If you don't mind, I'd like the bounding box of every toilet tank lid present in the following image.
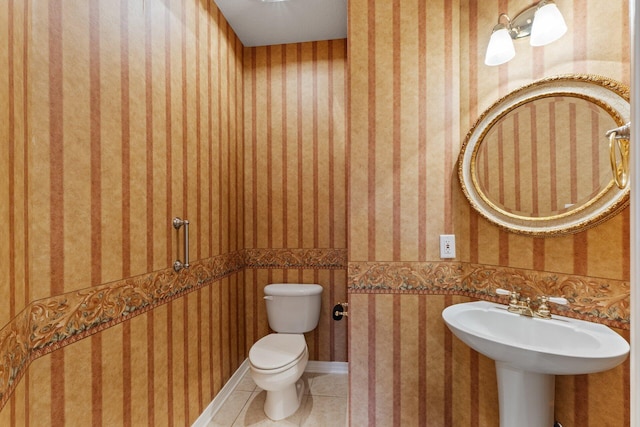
[264,283,323,296]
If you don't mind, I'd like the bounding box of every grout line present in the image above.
[229,391,254,427]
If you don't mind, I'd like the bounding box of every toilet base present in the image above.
[264,378,305,420]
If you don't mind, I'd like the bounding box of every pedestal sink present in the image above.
[442,301,629,427]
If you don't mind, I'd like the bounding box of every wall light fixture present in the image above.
[484,0,567,66]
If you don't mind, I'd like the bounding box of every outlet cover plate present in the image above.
[440,234,456,259]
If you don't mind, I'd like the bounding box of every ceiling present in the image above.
[214,0,347,47]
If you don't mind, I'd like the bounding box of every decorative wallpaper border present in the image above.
[244,248,348,270]
[0,252,626,409]
[348,261,630,329]
[0,248,346,410]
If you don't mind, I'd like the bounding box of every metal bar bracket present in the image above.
[606,122,631,189]
[173,217,190,272]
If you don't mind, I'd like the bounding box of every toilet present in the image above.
[249,283,323,420]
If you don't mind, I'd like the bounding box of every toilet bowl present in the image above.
[249,333,309,420]
[248,283,323,420]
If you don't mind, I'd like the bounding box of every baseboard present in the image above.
[191,359,251,427]
[305,360,349,375]
[192,359,348,426]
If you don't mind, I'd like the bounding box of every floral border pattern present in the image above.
[348,261,630,329]
[0,252,627,409]
[0,248,346,410]
[0,252,245,409]
[244,248,348,270]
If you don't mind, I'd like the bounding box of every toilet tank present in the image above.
[264,284,323,333]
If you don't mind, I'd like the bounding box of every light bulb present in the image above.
[484,27,516,66]
[530,1,567,46]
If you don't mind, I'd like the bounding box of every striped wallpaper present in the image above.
[243,41,347,251]
[242,40,349,362]
[349,0,459,263]
[348,0,630,426]
[1,0,248,424]
[1,0,29,339]
[0,0,633,425]
[0,1,348,425]
[27,0,243,297]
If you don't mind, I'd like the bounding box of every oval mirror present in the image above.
[458,75,630,236]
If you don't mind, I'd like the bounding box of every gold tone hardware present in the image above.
[606,122,631,189]
[533,295,568,318]
[508,296,535,316]
[535,296,551,318]
[608,130,630,189]
[496,289,567,319]
[496,288,527,314]
[507,292,520,311]
[333,302,349,320]
[334,309,349,318]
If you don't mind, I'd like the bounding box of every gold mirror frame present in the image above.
[458,74,630,236]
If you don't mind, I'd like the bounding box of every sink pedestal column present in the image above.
[495,361,555,427]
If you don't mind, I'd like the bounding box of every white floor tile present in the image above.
[211,371,348,427]
[299,395,348,426]
[232,391,305,426]
[208,391,253,427]
[305,373,348,398]
[236,372,258,392]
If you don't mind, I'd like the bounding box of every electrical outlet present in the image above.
[440,234,456,259]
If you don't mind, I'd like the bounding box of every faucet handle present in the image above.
[496,288,521,311]
[496,288,519,299]
[547,296,568,305]
[534,295,568,319]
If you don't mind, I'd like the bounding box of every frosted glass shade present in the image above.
[530,2,567,46]
[484,27,516,66]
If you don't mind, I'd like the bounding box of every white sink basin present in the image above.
[442,300,629,375]
[442,301,629,427]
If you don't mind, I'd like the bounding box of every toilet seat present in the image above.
[249,334,307,373]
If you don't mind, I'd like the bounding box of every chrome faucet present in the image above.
[496,288,568,319]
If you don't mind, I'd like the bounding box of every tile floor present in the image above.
[208,371,348,426]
